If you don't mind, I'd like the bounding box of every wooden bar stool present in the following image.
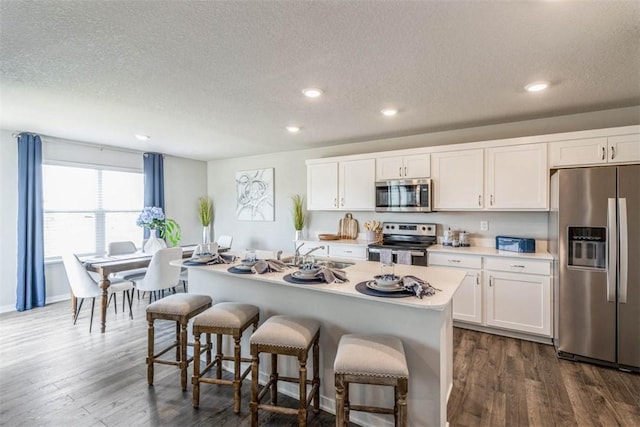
[191,302,260,414]
[334,334,409,426]
[249,315,320,427]
[146,293,213,390]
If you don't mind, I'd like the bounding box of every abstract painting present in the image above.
[236,168,274,221]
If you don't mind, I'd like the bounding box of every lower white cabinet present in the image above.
[329,243,367,260]
[452,270,483,325]
[485,270,551,336]
[428,250,553,338]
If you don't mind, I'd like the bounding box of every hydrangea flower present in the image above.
[136,206,182,247]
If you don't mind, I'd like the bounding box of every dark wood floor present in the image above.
[1,293,638,426]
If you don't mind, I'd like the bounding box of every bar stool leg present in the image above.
[335,373,345,427]
[147,319,155,386]
[344,381,350,423]
[175,322,180,361]
[233,335,242,414]
[270,354,278,406]
[180,321,188,391]
[313,335,320,413]
[192,331,201,408]
[216,334,223,379]
[250,348,259,427]
[298,355,308,427]
[205,332,212,366]
[397,377,408,427]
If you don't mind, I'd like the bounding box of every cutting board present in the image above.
[338,213,358,240]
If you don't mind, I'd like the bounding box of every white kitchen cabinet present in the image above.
[431,149,484,210]
[428,252,483,325]
[307,158,375,211]
[307,162,339,210]
[485,270,551,336]
[485,143,548,210]
[329,243,367,260]
[549,133,640,167]
[376,153,430,180]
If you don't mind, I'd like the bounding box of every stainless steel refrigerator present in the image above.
[549,165,639,372]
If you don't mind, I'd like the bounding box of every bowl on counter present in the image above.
[297,264,322,278]
[373,274,402,287]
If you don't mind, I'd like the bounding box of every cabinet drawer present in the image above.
[428,252,482,269]
[484,257,550,275]
[329,244,367,260]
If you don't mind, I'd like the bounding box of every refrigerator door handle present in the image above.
[619,198,628,303]
[607,198,617,303]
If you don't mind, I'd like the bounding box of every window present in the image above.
[42,164,144,259]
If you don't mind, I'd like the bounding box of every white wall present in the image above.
[0,131,207,312]
[208,107,640,254]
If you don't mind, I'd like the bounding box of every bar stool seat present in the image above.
[192,303,260,414]
[146,293,213,390]
[250,315,321,427]
[334,334,409,426]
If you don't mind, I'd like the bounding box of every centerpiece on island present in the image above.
[198,196,213,244]
[291,194,306,241]
[136,206,181,254]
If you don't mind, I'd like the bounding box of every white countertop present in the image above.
[428,244,553,260]
[176,256,466,311]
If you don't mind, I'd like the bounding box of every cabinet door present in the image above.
[485,271,551,336]
[452,270,483,324]
[486,144,548,210]
[549,137,607,167]
[376,156,404,180]
[329,244,367,260]
[608,134,640,164]
[307,162,338,210]
[431,149,484,210]
[403,153,431,178]
[339,158,375,210]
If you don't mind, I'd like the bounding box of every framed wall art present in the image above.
[235,167,274,221]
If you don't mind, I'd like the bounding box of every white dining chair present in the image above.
[132,247,183,303]
[108,240,149,300]
[216,235,233,250]
[62,253,135,332]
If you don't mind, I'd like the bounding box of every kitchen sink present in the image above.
[317,260,355,269]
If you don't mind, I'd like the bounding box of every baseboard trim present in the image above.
[0,294,70,314]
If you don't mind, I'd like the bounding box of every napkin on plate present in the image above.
[252,259,288,274]
[185,253,233,266]
[401,275,440,299]
[316,267,348,284]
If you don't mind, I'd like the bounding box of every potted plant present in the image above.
[136,206,181,253]
[198,196,213,244]
[291,194,305,241]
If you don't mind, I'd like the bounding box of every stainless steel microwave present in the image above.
[375,178,432,212]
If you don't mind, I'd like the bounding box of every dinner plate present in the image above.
[292,271,320,281]
[233,264,253,271]
[189,256,215,264]
[366,281,407,293]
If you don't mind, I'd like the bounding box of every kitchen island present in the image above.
[180,257,465,427]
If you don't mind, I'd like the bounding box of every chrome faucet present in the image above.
[294,242,305,265]
[303,245,325,257]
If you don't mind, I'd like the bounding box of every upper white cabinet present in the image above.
[431,149,484,210]
[307,158,375,211]
[549,133,640,167]
[376,153,430,180]
[485,144,548,210]
[432,144,548,211]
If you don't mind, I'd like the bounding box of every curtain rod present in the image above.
[11,131,150,156]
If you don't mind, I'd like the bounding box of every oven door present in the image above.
[367,247,428,266]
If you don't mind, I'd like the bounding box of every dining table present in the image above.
[79,245,198,333]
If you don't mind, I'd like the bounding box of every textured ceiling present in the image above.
[1,1,639,160]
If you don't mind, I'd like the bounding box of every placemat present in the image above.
[283,274,325,285]
[227,266,255,274]
[354,281,414,298]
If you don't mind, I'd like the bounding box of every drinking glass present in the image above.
[381,262,395,278]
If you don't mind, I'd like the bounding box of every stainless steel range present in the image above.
[367,222,437,266]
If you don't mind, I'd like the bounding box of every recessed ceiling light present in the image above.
[302,88,323,98]
[286,126,300,133]
[381,108,398,117]
[135,134,150,141]
[524,81,550,92]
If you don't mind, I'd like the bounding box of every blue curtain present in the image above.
[16,133,46,311]
[143,152,165,239]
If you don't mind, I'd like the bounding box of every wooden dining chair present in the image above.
[62,253,135,332]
